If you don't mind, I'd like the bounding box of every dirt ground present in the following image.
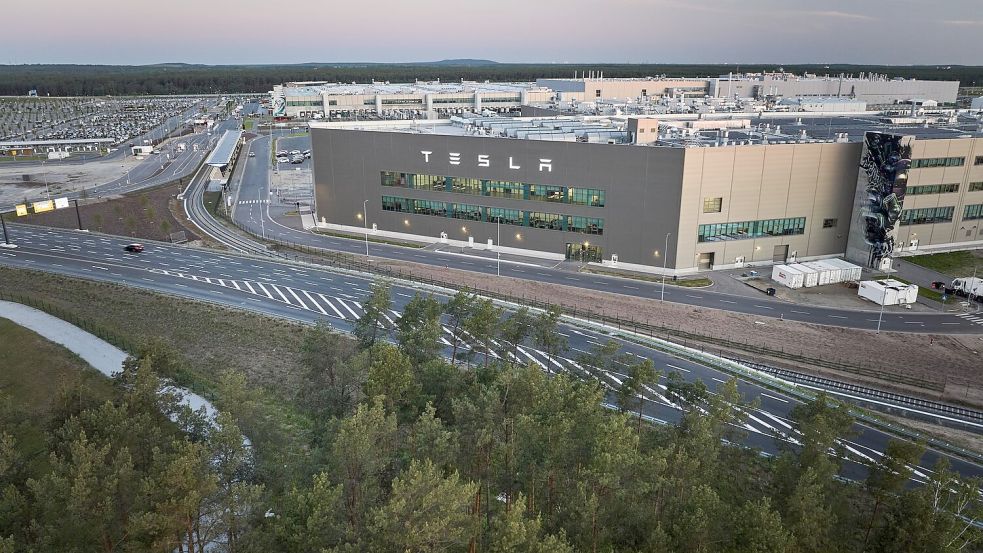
[370,257,983,407]
[13,181,198,242]
[0,155,143,207]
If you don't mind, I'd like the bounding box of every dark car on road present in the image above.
[124,243,144,253]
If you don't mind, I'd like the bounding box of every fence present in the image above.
[218,213,948,395]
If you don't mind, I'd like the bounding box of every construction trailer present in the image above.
[857,279,919,306]
[772,264,805,289]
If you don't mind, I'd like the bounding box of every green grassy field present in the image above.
[907,250,983,277]
[0,318,115,475]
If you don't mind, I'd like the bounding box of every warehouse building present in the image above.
[271,81,555,119]
[537,72,960,105]
[310,112,983,274]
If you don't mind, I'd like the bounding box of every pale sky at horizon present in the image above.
[3,0,981,65]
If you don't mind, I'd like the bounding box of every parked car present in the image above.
[124,243,144,253]
[276,156,289,163]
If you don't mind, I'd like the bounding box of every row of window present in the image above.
[965,204,983,221]
[703,197,723,213]
[977,156,983,166]
[900,206,954,225]
[970,182,983,192]
[285,100,322,107]
[911,157,965,169]
[381,196,604,234]
[697,217,806,243]
[906,183,960,195]
[381,171,606,207]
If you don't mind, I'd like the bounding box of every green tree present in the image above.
[532,307,567,369]
[444,289,477,366]
[364,343,416,415]
[729,497,792,553]
[784,466,835,553]
[499,307,533,366]
[463,297,503,370]
[272,472,345,552]
[862,439,925,550]
[299,321,362,420]
[405,403,459,471]
[208,412,264,553]
[396,293,443,368]
[366,459,477,553]
[332,399,398,535]
[353,281,391,352]
[487,493,574,553]
[615,357,658,436]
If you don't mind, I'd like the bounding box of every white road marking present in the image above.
[285,287,309,309]
[790,310,810,315]
[665,363,690,373]
[336,298,361,319]
[254,282,274,299]
[316,293,346,319]
[720,299,736,304]
[301,290,327,315]
[760,393,790,404]
[269,284,292,304]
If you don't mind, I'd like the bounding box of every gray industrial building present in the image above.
[310,112,983,274]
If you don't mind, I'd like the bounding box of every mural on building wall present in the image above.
[856,132,912,268]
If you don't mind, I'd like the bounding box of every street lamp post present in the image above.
[73,199,83,230]
[363,199,370,257]
[876,284,887,333]
[497,219,501,277]
[0,212,10,246]
[661,232,671,302]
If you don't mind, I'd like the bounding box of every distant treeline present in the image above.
[1,63,980,97]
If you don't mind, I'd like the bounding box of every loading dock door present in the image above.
[697,252,714,271]
[772,245,789,263]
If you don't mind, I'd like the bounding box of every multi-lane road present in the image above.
[223,131,983,335]
[1,223,981,484]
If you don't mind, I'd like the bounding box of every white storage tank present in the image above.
[787,263,819,287]
[858,279,919,306]
[772,264,805,289]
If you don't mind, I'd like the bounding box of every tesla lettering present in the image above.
[420,150,555,172]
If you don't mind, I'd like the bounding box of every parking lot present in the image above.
[0,96,207,149]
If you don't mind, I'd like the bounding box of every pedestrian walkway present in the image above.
[0,300,218,420]
[0,300,128,376]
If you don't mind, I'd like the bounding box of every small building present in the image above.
[778,97,867,112]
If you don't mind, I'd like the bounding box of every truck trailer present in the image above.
[858,279,919,306]
[952,277,983,299]
[772,265,805,289]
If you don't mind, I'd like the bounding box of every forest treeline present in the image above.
[1,63,980,96]
[2,284,982,552]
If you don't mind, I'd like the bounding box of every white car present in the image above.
[248,151,256,157]
[276,156,289,163]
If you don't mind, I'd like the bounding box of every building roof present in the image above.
[282,81,545,98]
[310,111,983,146]
[205,130,242,167]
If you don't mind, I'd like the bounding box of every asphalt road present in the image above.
[1,223,980,484]
[223,135,983,335]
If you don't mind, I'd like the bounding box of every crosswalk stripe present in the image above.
[254,282,274,299]
[336,298,361,319]
[217,279,227,287]
[301,290,327,315]
[243,281,256,295]
[231,281,241,290]
[316,293,346,319]
[269,284,291,304]
[285,287,309,309]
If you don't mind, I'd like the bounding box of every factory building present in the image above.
[310,111,983,274]
[271,81,554,119]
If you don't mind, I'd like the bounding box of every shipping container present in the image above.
[787,263,819,287]
[772,264,805,289]
[802,261,834,286]
[823,258,862,281]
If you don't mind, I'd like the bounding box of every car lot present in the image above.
[0,96,206,149]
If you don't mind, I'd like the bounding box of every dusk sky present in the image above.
[3,0,981,65]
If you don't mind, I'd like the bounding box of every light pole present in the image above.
[876,283,886,334]
[496,219,501,277]
[362,199,370,257]
[0,212,11,247]
[41,160,50,200]
[661,232,671,302]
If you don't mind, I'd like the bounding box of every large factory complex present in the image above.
[299,72,982,274]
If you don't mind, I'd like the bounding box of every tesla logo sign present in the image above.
[421,150,552,172]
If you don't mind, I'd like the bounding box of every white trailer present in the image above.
[802,261,834,286]
[813,260,845,284]
[772,264,805,289]
[858,279,919,306]
[824,258,862,281]
[131,145,153,156]
[787,263,819,287]
[952,277,983,298]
